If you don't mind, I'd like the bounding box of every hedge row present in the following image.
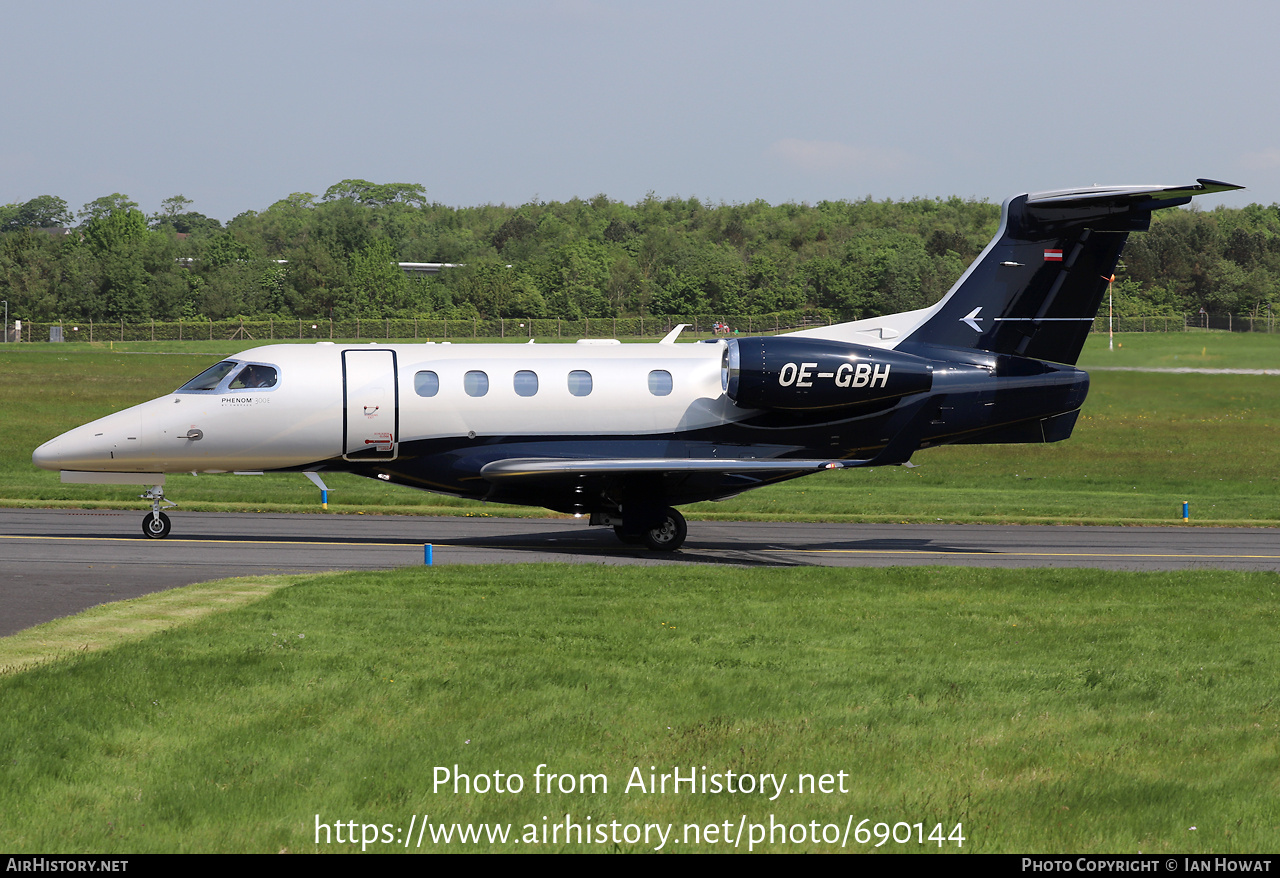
[14,313,1280,343]
[15,312,833,343]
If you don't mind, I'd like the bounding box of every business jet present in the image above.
[33,179,1240,549]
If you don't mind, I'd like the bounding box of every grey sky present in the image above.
[3,0,1274,222]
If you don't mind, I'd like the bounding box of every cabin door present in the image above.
[342,349,399,462]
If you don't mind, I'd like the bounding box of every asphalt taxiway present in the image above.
[2,507,1278,636]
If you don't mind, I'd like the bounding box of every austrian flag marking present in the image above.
[1044,249,1063,261]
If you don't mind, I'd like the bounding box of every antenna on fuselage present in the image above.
[659,324,691,344]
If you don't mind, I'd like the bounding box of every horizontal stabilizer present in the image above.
[1024,179,1243,210]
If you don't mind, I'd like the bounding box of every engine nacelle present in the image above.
[723,337,934,411]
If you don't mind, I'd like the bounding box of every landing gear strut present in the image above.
[140,485,176,539]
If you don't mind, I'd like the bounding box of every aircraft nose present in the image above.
[32,437,62,471]
[32,407,145,471]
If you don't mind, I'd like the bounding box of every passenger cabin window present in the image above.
[567,370,592,397]
[177,361,238,393]
[229,364,278,389]
[513,370,538,397]
[414,371,440,397]
[648,370,673,396]
[464,370,489,397]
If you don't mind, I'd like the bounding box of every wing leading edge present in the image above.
[480,457,856,480]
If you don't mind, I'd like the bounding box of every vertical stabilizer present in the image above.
[893,180,1241,364]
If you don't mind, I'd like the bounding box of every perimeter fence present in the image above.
[6,313,833,344]
[5,312,1278,343]
[1092,314,1277,333]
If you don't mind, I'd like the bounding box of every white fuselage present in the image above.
[33,339,736,474]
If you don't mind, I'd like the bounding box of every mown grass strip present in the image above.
[2,564,1277,853]
[0,577,296,674]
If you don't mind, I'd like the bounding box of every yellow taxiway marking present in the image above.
[774,548,1280,560]
[0,534,412,548]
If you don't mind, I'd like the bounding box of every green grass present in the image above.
[11,326,1280,362]
[1078,330,1280,369]
[2,564,1278,853]
[3,331,1279,525]
[0,578,294,675]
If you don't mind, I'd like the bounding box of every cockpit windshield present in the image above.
[177,361,239,392]
[176,361,280,393]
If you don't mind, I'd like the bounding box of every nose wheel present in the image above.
[140,485,177,539]
[143,511,172,539]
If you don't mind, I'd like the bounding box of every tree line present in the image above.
[3,179,1279,324]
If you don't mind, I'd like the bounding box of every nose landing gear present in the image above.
[141,485,176,539]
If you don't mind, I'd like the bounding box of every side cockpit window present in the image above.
[229,364,278,389]
[177,361,238,393]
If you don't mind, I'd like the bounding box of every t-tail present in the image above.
[791,179,1243,366]
[764,178,1244,459]
[902,179,1243,364]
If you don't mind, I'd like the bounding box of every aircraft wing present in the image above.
[479,396,937,487]
[479,457,861,481]
[476,456,872,507]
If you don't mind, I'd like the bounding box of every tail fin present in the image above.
[895,179,1240,364]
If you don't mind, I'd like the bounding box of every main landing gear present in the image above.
[140,485,176,539]
[641,507,687,552]
[595,506,688,551]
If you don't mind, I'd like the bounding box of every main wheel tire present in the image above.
[614,526,643,545]
[142,511,172,539]
[643,507,687,552]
